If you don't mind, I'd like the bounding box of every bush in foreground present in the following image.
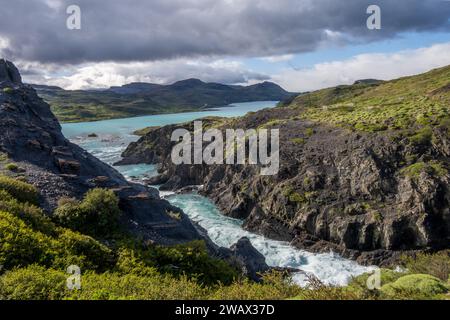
[0,175,39,205]
[54,188,121,237]
[0,265,67,300]
[380,274,449,299]
[401,251,450,281]
[0,266,300,300]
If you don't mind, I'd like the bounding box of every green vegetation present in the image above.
[288,192,306,203]
[287,65,450,133]
[54,189,121,237]
[166,210,182,221]
[401,252,450,281]
[409,126,433,146]
[34,81,293,123]
[305,128,315,137]
[133,126,160,136]
[258,119,288,129]
[0,152,8,162]
[282,186,307,204]
[2,87,14,94]
[291,138,306,145]
[0,175,39,204]
[400,161,448,179]
[381,274,448,299]
[291,253,450,300]
[0,176,300,300]
[4,163,19,172]
[0,176,448,300]
[35,88,202,123]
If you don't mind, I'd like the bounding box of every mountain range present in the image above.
[31,79,295,123]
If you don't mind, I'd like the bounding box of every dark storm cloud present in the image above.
[0,0,449,63]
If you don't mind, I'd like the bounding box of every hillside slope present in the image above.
[33,79,295,123]
[118,65,450,266]
[284,65,450,132]
[0,59,202,244]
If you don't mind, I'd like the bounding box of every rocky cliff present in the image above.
[0,60,277,278]
[118,66,450,266]
[0,59,202,245]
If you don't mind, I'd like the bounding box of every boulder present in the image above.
[228,237,270,281]
[56,158,81,175]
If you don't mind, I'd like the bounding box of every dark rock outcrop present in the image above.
[118,106,450,266]
[227,237,270,281]
[0,60,202,245]
[0,59,22,84]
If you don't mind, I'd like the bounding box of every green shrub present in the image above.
[0,189,14,201]
[429,162,448,177]
[0,206,114,272]
[2,87,14,94]
[4,163,19,172]
[290,286,361,300]
[0,211,53,269]
[291,138,305,145]
[0,152,8,162]
[401,251,450,281]
[52,229,114,272]
[0,176,39,205]
[145,241,239,286]
[166,210,181,221]
[54,188,121,237]
[288,192,306,203]
[69,272,207,300]
[346,269,404,298]
[114,247,160,277]
[400,161,448,179]
[0,265,67,300]
[305,128,315,137]
[0,265,300,300]
[210,271,301,300]
[0,195,56,235]
[380,274,448,299]
[409,127,433,146]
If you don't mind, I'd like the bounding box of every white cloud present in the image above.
[22,58,269,90]
[260,54,294,63]
[273,42,450,92]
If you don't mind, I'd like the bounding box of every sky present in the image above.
[1,0,450,91]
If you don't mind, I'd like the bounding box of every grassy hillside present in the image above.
[35,89,198,123]
[33,80,295,123]
[284,65,450,132]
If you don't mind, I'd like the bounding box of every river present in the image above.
[62,101,373,286]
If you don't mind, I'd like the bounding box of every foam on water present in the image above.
[62,101,374,286]
[167,194,373,286]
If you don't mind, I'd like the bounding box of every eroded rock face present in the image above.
[119,108,450,265]
[0,60,202,245]
[0,59,22,84]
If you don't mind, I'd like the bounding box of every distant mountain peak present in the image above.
[170,78,205,88]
